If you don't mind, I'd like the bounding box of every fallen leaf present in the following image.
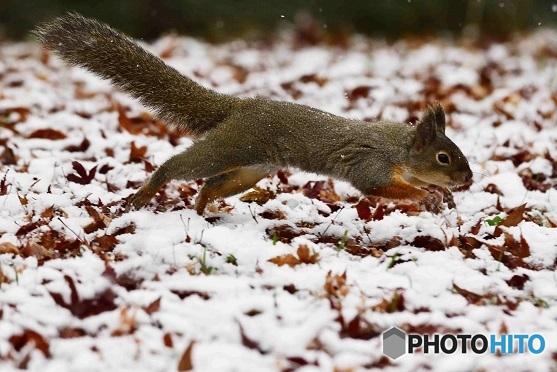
[129,141,147,163]
[0,242,21,255]
[296,245,319,264]
[412,235,445,251]
[268,254,299,268]
[238,322,267,354]
[506,274,529,290]
[67,161,97,185]
[21,241,55,261]
[144,297,161,315]
[64,137,90,152]
[324,271,349,297]
[355,198,371,220]
[453,284,482,304]
[9,329,51,357]
[177,341,195,371]
[27,128,67,140]
[240,186,275,205]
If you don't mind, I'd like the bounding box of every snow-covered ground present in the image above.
[0,30,556,371]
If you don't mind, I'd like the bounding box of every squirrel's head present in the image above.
[408,103,472,188]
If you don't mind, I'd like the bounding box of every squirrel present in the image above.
[33,13,473,215]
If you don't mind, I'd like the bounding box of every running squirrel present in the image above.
[33,13,472,215]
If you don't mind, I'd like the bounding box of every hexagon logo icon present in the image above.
[382,327,406,360]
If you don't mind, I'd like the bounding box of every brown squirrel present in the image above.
[34,13,472,215]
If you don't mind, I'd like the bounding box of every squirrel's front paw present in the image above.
[421,190,443,213]
[126,190,150,211]
[427,185,456,209]
[439,187,456,209]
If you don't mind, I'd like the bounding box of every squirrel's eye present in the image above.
[437,153,450,164]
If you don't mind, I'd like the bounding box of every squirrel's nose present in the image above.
[464,170,473,183]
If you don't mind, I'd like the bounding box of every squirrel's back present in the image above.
[33,13,238,135]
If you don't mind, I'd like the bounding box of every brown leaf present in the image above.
[484,183,503,195]
[493,204,526,238]
[178,341,195,371]
[0,242,21,255]
[296,245,319,264]
[503,231,530,258]
[91,234,118,252]
[238,322,267,354]
[347,86,373,102]
[324,271,349,297]
[355,198,371,220]
[240,186,275,205]
[27,128,67,140]
[0,146,17,165]
[9,329,51,357]
[58,327,87,339]
[299,73,328,86]
[98,164,114,174]
[112,224,136,236]
[501,204,526,228]
[372,291,405,313]
[499,321,508,335]
[0,106,30,123]
[144,297,161,315]
[16,220,45,236]
[117,105,140,134]
[83,206,111,234]
[506,274,529,290]
[259,209,286,220]
[453,284,482,304]
[144,159,155,172]
[49,275,118,319]
[485,243,528,270]
[266,225,304,244]
[340,313,380,340]
[268,254,299,268]
[41,206,55,219]
[111,308,137,336]
[163,333,173,348]
[64,137,90,152]
[0,173,9,196]
[67,161,97,185]
[21,241,55,261]
[470,219,482,235]
[129,141,147,163]
[412,235,445,251]
[303,179,340,203]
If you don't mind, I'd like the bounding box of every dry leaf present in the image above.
[177,341,195,371]
[268,254,299,268]
[27,128,67,140]
[0,242,21,255]
[67,161,97,185]
[129,141,147,163]
[240,186,275,205]
[324,271,349,297]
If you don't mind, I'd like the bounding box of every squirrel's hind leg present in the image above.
[195,165,272,214]
[127,135,265,211]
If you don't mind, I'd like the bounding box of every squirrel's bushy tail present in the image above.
[33,13,237,135]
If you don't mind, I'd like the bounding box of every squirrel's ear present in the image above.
[432,102,446,134]
[414,106,437,151]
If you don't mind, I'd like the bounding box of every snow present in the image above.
[0,30,557,371]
